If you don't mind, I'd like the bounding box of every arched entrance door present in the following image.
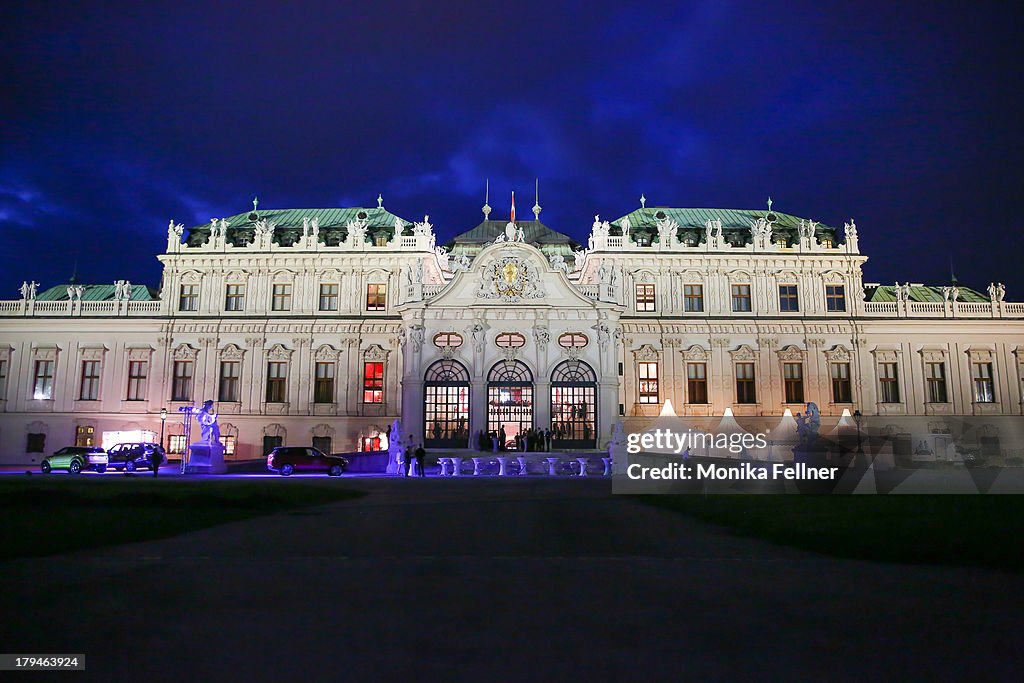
[487,360,533,448]
[550,360,597,449]
[424,360,470,448]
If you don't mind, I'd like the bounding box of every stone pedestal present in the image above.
[185,441,226,474]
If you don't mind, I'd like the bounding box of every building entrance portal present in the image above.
[424,360,471,448]
[551,360,597,449]
[487,360,533,449]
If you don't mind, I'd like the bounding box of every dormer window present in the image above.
[434,332,464,349]
[558,333,589,348]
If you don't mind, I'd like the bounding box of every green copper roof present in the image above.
[36,284,158,301]
[612,207,838,233]
[865,285,988,303]
[189,206,412,232]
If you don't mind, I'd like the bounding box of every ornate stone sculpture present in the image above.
[190,400,221,443]
[795,402,820,444]
[471,322,486,352]
[548,253,569,274]
[533,325,550,350]
[19,280,38,300]
[476,256,545,301]
[620,216,631,242]
[656,215,678,247]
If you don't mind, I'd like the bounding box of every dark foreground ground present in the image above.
[2,477,1022,682]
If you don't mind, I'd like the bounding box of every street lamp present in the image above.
[159,408,167,451]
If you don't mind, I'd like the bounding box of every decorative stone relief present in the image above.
[173,344,198,361]
[681,344,708,361]
[476,256,545,301]
[363,343,390,362]
[824,345,852,362]
[730,344,757,361]
[220,344,245,360]
[633,344,660,361]
[777,345,805,362]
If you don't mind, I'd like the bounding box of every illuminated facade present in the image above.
[1,197,1023,464]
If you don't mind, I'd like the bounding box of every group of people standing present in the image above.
[402,440,427,477]
[476,426,553,453]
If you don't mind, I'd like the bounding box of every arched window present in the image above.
[487,361,533,448]
[550,360,598,448]
[424,360,470,448]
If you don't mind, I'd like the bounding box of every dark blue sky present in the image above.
[2,1,1021,296]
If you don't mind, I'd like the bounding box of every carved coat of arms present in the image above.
[476,256,545,302]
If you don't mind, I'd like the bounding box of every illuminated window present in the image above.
[271,284,292,311]
[179,284,199,311]
[266,362,288,403]
[374,234,389,247]
[219,361,240,402]
[731,284,752,312]
[557,333,588,348]
[213,435,234,456]
[126,361,148,401]
[80,360,100,401]
[366,283,387,311]
[778,285,799,312]
[168,435,188,455]
[495,332,526,348]
[682,234,698,247]
[363,362,384,403]
[635,284,656,312]
[638,362,659,404]
[821,237,834,248]
[33,360,54,400]
[879,362,900,403]
[973,362,995,403]
[926,362,948,403]
[75,425,95,448]
[225,284,245,311]
[736,363,756,404]
[826,285,847,312]
[433,332,464,349]
[684,284,704,312]
[314,361,335,403]
[831,363,852,403]
[361,436,382,452]
[784,363,804,403]
[172,360,193,401]
[319,283,339,311]
[687,363,707,404]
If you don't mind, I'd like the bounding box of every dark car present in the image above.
[106,442,166,474]
[266,447,348,476]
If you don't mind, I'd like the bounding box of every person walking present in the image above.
[150,446,164,477]
[414,443,426,477]
[403,444,413,476]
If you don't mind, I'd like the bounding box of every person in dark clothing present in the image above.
[545,429,552,452]
[498,426,507,451]
[414,444,426,477]
[149,446,164,477]
[403,445,412,476]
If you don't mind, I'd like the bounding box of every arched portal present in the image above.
[487,360,534,448]
[424,360,471,448]
[550,360,598,449]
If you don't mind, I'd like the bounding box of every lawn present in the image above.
[0,476,364,560]
[638,494,1024,573]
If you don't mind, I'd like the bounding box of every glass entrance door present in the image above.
[487,361,534,449]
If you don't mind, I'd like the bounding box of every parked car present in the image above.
[266,447,348,476]
[40,446,107,474]
[106,442,166,474]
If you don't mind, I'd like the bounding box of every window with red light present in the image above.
[363,362,384,403]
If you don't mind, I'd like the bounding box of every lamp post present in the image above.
[159,408,167,451]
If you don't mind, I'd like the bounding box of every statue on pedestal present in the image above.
[182,400,225,473]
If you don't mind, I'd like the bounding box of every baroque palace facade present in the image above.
[1,196,1023,463]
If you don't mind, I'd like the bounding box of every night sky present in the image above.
[2,2,1021,297]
